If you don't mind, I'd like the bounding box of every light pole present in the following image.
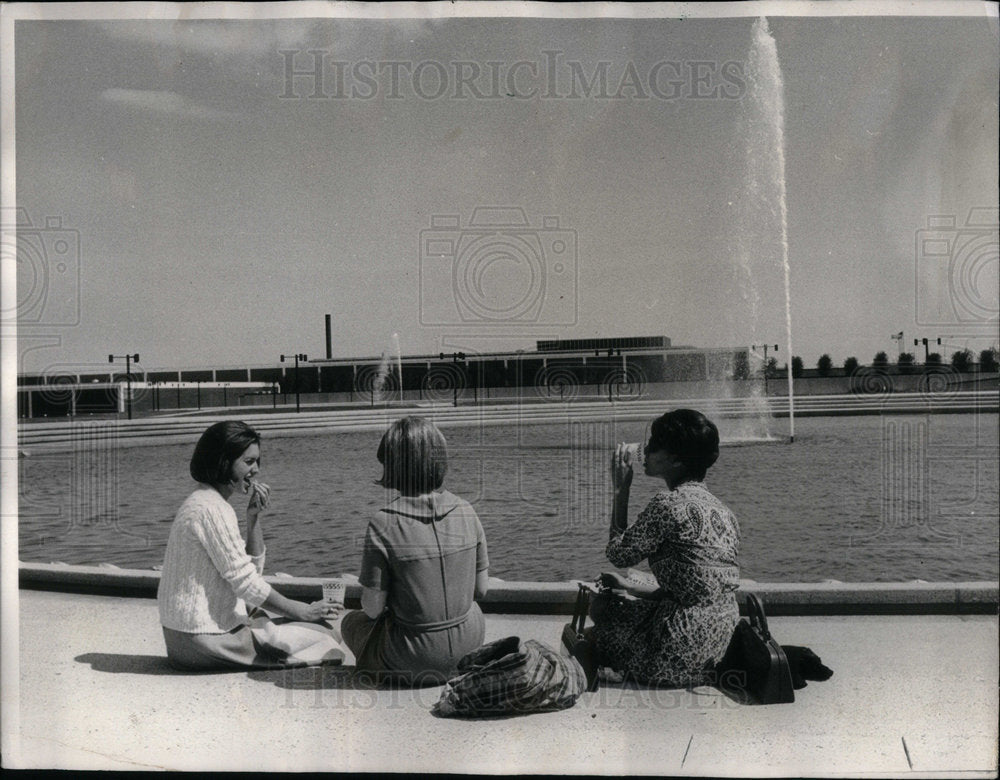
[108,353,140,420]
[891,330,904,357]
[280,353,308,413]
[439,352,466,407]
[914,337,941,364]
[751,344,778,395]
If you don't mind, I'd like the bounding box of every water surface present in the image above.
[18,414,999,582]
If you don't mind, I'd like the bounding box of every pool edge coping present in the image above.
[16,562,999,615]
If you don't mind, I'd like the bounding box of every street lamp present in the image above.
[280,353,308,413]
[891,331,904,356]
[439,352,466,407]
[108,353,140,420]
[751,344,778,395]
[914,337,941,364]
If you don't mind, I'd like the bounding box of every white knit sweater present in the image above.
[157,485,273,633]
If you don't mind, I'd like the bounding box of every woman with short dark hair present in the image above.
[158,421,342,670]
[340,416,490,684]
[589,409,740,686]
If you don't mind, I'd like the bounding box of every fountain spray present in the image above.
[750,16,795,442]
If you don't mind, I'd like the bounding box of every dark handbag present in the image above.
[560,583,599,691]
[716,593,795,705]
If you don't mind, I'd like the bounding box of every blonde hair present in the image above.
[377,416,448,494]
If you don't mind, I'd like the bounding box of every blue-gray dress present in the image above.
[341,490,488,683]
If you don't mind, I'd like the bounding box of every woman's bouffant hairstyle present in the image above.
[377,416,447,494]
[647,408,719,482]
[190,421,261,485]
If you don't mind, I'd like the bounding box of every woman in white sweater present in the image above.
[158,421,341,670]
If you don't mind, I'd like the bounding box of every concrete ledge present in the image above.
[18,562,999,615]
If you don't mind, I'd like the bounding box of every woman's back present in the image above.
[353,488,489,680]
[644,483,740,607]
[367,490,485,626]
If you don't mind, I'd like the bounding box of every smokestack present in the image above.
[325,314,332,359]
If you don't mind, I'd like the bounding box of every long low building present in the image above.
[16,335,998,418]
[18,336,751,417]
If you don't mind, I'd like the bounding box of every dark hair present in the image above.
[190,421,261,486]
[647,408,719,482]
[377,416,447,495]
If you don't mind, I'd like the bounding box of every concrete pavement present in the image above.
[5,589,998,775]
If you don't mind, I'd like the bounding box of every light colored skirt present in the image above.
[163,614,345,671]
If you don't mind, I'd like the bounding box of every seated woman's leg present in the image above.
[339,610,375,657]
[588,591,616,624]
[588,594,658,677]
[339,609,391,674]
[162,625,283,671]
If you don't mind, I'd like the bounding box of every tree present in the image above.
[926,352,942,366]
[816,354,833,376]
[791,356,803,378]
[843,356,859,375]
[873,351,889,367]
[897,352,915,374]
[765,357,778,377]
[951,349,973,373]
[980,348,999,373]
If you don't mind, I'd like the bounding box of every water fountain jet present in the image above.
[725,16,796,443]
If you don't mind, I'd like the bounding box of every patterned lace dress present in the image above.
[591,481,741,686]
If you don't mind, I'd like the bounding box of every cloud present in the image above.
[97,20,317,57]
[100,88,239,121]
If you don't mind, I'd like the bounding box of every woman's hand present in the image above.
[611,443,633,491]
[246,480,270,517]
[297,599,340,623]
[598,571,630,592]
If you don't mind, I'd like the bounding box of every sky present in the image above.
[5,2,999,377]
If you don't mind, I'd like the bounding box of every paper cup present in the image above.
[622,442,645,469]
[322,579,346,606]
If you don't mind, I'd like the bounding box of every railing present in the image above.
[15,390,998,451]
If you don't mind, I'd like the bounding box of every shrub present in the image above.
[951,350,973,373]
[980,348,999,373]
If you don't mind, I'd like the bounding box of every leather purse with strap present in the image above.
[560,583,599,692]
[715,593,795,705]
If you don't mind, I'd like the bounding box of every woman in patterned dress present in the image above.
[589,409,740,686]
